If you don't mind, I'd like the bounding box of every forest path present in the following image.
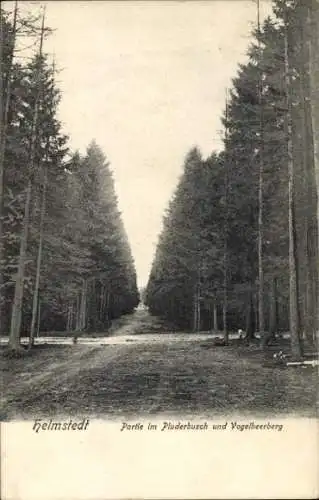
[1,309,162,414]
[1,309,317,420]
[108,307,171,336]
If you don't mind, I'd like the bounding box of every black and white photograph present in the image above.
[1,0,318,498]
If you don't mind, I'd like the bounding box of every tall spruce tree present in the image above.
[146,0,318,356]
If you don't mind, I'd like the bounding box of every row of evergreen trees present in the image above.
[145,0,318,357]
[0,4,139,350]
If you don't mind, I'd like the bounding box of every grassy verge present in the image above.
[1,337,317,420]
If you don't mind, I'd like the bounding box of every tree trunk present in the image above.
[0,1,18,335]
[101,285,108,326]
[36,298,41,337]
[99,283,104,322]
[245,290,252,342]
[193,286,198,332]
[67,305,70,331]
[308,1,319,237]
[8,180,32,349]
[29,166,47,348]
[196,279,201,332]
[79,278,87,331]
[101,287,105,324]
[213,301,218,331]
[105,290,110,329]
[8,11,45,351]
[245,284,256,343]
[257,0,265,346]
[308,1,319,337]
[223,200,229,343]
[90,278,98,331]
[223,92,229,344]
[75,292,80,331]
[67,303,74,332]
[98,281,104,327]
[222,302,227,340]
[298,5,317,348]
[269,277,278,338]
[258,168,265,343]
[255,295,259,335]
[70,304,74,330]
[284,19,303,359]
[66,305,71,331]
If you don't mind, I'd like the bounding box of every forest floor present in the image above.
[0,309,317,420]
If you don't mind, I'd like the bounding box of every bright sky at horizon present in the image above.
[7,0,273,287]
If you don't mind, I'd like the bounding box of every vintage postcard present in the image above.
[1,0,318,499]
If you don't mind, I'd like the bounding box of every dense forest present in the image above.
[0,4,139,350]
[145,0,319,358]
[1,0,318,361]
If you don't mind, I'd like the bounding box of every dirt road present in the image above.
[1,309,317,420]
